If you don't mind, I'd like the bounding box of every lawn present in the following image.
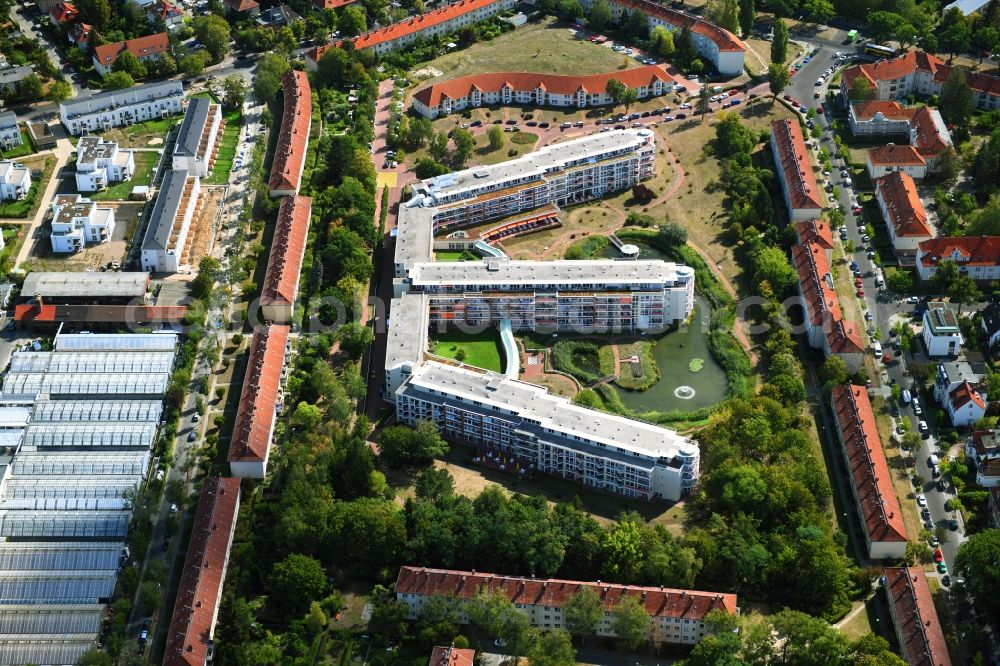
[408,16,634,86]
[89,151,159,201]
[430,329,504,372]
[0,154,54,219]
[434,250,466,261]
[0,131,35,159]
[203,109,243,185]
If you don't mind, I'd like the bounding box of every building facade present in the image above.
[922,302,963,357]
[917,236,1000,282]
[967,431,1000,487]
[830,385,908,559]
[0,160,30,201]
[867,144,927,181]
[945,381,986,427]
[395,566,737,645]
[875,172,933,256]
[59,81,185,136]
[74,136,135,192]
[49,194,116,254]
[882,567,952,666]
[92,32,170,76]
[770,119,824,222]
[171,98,223,178]
[396,362,699,501]
[140,169,201,274]
[260,195,311,323]
[0,111,22,151]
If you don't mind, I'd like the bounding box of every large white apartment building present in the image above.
[74,136,135,192]
[397,361,700,500]
[0,160,31,201]
[140,169,201,274]
[59,81,184,137]
[395,566,737,645]
[171,97,223,178]
[384,129,700,502]
[0,111,21,151]
[49,193,116,254]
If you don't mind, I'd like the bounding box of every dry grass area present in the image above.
[837,600,875,640]
[185,187,223,268]
[743,38,803,77]
[407,17,634,87]
[522,373,578,398]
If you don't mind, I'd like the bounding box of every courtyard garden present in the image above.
[430,329,504,373]
[89,151,159,201]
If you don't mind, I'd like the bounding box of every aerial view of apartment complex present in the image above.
[6,0,1000,660]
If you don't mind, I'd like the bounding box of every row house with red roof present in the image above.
[147,0,185,28]
[795,218,834,262]
[770,118,824,222]
[268,70,311,197]
[579,0,745,75]
[830,386,908,559]
[841,50,1000,112]
[867,144,927,180]
[916,236,1000,283]
[227,325,290,479]
[850,102,952,172]
[411,66,676,119]
[92,32,170,77]
[163,477,240,666]
[791,243,865,371]
[428,646,475,666]
[394,566,737,645]
[260,196,311,323]
[967,431,1000,487]
[883,567,952,666]
[874,172,933,257]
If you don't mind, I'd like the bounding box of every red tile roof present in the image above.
[164,477,241,666]
[918,236,1000,269]
[413,66,675,109]
[795,219,834,250]
[267,70,311,195]
[70,22,93,45]
[950,381,986,411]
[868,143,926,167]
[429,647,475,666]
[228,325,289,464]
[909,106,951,158]
[261,195,312,308]
[49,2,78,23]
[842,51,945,97]
[93,32,170,69]
[883,567,952,666]
[148,0,183,19]
[603,0,744,52]
[831,385,908,546]
[875,172,933,239]
[791,244,864,354]
[771,119,824,212]
[931,63,1000,98]
[850,100,915,122]
[312,0,358,8]
[13,303,187,324]
[395,566,738,618]
[226,0,259,11]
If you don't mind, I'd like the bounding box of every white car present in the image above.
[919,420,929,433]
[679,102,692,109]
[917,494,927,507]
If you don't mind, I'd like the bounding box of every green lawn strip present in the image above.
[510,131,537,145]
[125,117,177,138]
[203,117,242,185]
[0,131,36,159]
[434,250,465,261]
[89,151,159,201]
[430,329,504,372]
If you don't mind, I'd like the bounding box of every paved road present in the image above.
[9,5,77,99]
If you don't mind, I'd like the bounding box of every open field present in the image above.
[430,329,504,372]
[89,151,159,201]
[105,116,179,148]
[408,17,634,87]
[837,599,876,640]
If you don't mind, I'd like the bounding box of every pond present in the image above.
[598,240,729,413]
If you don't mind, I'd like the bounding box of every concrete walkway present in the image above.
[10,138,74,269]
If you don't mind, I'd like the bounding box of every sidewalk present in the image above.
[11,138,74,269]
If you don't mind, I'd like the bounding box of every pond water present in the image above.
[598,240,729,413]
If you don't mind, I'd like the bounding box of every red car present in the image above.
[855,277,863,287]
[728,89,739,96]
[857,287,865,297]
[934,549,944,562]
[883,352,892,364]
[783,94,793,101]
[818,105,825,114]
[852,206,863,214]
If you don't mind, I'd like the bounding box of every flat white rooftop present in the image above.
[408,258,693,287]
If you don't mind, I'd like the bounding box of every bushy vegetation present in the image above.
[563,235,610,260]
[551,340,605,384]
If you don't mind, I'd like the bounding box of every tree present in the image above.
[222,76,247,111]
[932,259,960,294]
[697,84,711,121]
[771,19,788,64]
[936,147,962,185]
[819,356,849,386]
[113,50,146,80]
[973,26,1000,64]
[138,581,161,613]
[255,53,291,102]
[526,629,576,666]
[77,0,111,28]
[487,124,504,150]
[610,595,650,650]
[335,322,374,359]
[868,11,908,44]
[102,71,134,90]
[587,0,611,30]
[268,554,328,617]
[414,158,450,179]
[290,402,323,430]
[304,601,328,634]
[886,268,915,294]
[801,0,834,24]
[707,0,740,34]
[378,421,448,467]
[658,221,688,248]
[46,79,72,103]
[940,8,972,61]
[949,275,982,315]
[605,79,637,112]
[940,68,974,129]
[847,75,874,101]
[180,52,207,78]
[754,246,797,295]
[340,5,368,35]
[767,63,790,101]
[624,9,649,38]
[193,14,231,63]
[454,348,467,363]
[738,0,754,38]
[416,595,462,646]
[429,132,450,162]
[675,25,696,69]
[76,648,113,666]
[451,128,475,168]
[563,587,603,640]
[466,589,530,654]
[684,611,742,665]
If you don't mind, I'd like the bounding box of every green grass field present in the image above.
[0,181,38,218]
[89,151,159,201]
[410,16,633,84]
[434,250,465,261]
[431,330,504,372]
[203,110,242,185]
[0,131,35,159]
[125,117,177,138]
